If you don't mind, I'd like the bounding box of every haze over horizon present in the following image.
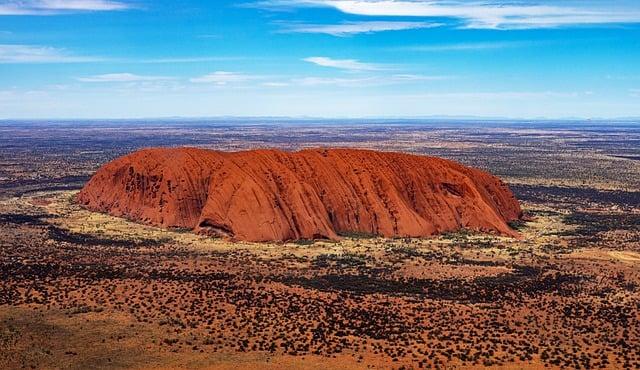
[2,0,640,119]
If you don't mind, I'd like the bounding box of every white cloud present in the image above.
[77,73,173,82]
[293,73,449,87]
[303,56,382,71]
[630,89,640,98]
[187,70,450,88]
[294,76,377,86]
[401,41,535,52]
[277,21,441,36]
[257,0,640,29]
[197,34,222,39]
[190,71,261,85]
[0,47,244,64]
[262,82,290,87]
[134,56,244,64]
[390,74,450,81]
[191,70,450,88]
[0,44,99,63]
[36,0,129,10]
[0,0,131,15]
[406,91,587,100]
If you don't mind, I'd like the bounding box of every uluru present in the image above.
[77,148,522,242]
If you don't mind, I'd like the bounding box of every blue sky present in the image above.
[1,0,640,119]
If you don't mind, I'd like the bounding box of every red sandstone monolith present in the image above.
[77,148,522,242]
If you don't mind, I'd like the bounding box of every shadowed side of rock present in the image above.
[77,148,522,242]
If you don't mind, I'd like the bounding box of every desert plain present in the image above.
[1,119,639,369]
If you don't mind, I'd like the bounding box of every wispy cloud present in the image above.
[293,76,377,87]
[77,73,173,82]
[304,56,382,71]
[197,34,222,39]
[406,91,588,100]
[390,74,451,81]
[134,56,244,64]
[606,74,640,81]
[277,21,441,36]
[0,0,131,15]
[262,81,290,87]
[631,89,640,98]
[0,44,100,63]
[0,46,246,64]
[190,70,450,88]
[255,0,640,29]
[293,73,449,87]
[190,71,262,85]
[400,41,535,52]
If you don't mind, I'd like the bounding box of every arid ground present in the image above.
[1,120,639,369]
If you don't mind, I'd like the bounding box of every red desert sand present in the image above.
[77,148,522,242]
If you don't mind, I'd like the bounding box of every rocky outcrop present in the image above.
[77,148,522,242]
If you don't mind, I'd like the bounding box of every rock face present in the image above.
[77,148,522,242]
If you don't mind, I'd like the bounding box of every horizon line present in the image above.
[1,115,640,122]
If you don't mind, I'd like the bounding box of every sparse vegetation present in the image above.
[1,121,639,369]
